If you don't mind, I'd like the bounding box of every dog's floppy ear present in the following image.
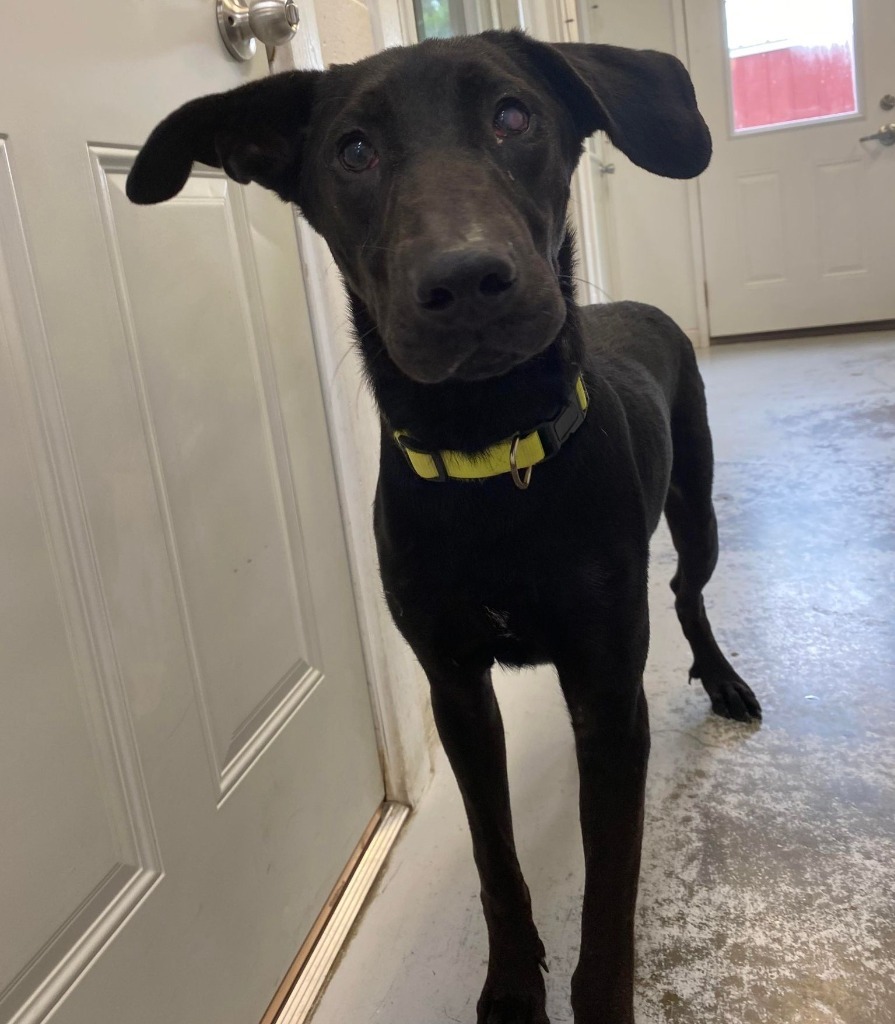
[126,70,323,205]
[487,31,711,179]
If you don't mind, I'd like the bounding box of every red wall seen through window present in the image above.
[730,43,857,131]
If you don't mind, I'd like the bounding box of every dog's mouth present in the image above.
[385,325,562,384]
[449,342,550,382]
[383,282,568,385]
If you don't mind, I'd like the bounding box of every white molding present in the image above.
[0,139,161,1024]
[576,146,618,303]
[0,141,161,873]
[2,866,158,1024]
[518,0,559,39]
[90,147,226,796]
[291,0,324,68]
[90,147,331,804]
[672,0,711,347]
[222,663,324,797]
[366,0,417,48]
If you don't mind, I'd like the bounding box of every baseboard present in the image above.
[711,318,895,345]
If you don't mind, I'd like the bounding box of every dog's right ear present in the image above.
[485,31,711,180]
[126,70,322,205]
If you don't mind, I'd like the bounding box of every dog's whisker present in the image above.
[329,344,358,387]
[360,243,399,254]
[561,274,616,303]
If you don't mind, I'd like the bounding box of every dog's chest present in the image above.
[377,490,618,667]
[387,565,558,667]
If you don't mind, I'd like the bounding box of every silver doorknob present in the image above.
[859,123,895,146]
[217,0,299,62]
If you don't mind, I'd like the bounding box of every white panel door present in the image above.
[686,0,895,336]
[0,4,383,1024]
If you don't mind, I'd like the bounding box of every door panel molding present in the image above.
[737,172,787,284]
[815,159,866,276]
[0,138,160,1024]
[90,147,328,804]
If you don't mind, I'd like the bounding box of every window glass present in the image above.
[724,0,858,132]
[414,0,467,40]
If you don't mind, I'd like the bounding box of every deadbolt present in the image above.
[881,94,895,112]
[217,0,299,62]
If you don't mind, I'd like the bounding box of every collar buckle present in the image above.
[537,390,586,458]
[395,433,448,482]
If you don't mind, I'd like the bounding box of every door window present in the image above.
[723,0,858,132]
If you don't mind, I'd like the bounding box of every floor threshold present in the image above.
[261,801,410,1024]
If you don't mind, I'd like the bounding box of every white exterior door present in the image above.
[687,0,895,336]
[0,4,384,1024]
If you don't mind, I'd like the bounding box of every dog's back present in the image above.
[581,300,695,409]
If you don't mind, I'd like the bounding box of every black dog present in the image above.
[127,30,761,1024]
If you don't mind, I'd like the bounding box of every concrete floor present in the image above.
[312,333,895,1024]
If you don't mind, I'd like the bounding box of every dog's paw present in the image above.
[691,663,762,722]
[477,958,549,1024]
[476,989,550,1024]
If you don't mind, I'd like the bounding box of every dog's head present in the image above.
[127,31,710,384]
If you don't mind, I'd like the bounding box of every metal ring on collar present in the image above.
[509,435,533,490]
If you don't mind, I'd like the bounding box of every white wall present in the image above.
[315,0,378,60]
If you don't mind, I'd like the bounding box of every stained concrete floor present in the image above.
[312,332,895,1024]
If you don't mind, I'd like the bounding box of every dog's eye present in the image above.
[493,100,530,137]
[338,134,379,172]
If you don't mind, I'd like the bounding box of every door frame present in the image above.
[278,14,433,810]
[666,0,711,347]
[573,0,711,346]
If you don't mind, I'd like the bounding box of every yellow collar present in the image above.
[393,375,588,489]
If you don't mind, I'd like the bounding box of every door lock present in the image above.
[859,123,895,147]
[217,0,299,62]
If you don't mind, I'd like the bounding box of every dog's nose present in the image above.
[415,248,517,316]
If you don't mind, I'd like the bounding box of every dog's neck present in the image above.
[349,232,585,453]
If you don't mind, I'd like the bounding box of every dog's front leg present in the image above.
[427,663,548,1024]
[556,618,651,1024]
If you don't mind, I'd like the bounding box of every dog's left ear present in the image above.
[126,70,322,205]
[487,31,711,179]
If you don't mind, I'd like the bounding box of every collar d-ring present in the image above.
[509,435,533,490]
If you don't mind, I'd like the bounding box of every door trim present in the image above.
[671,0,711,348]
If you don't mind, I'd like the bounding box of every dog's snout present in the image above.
[415,248,517,316]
